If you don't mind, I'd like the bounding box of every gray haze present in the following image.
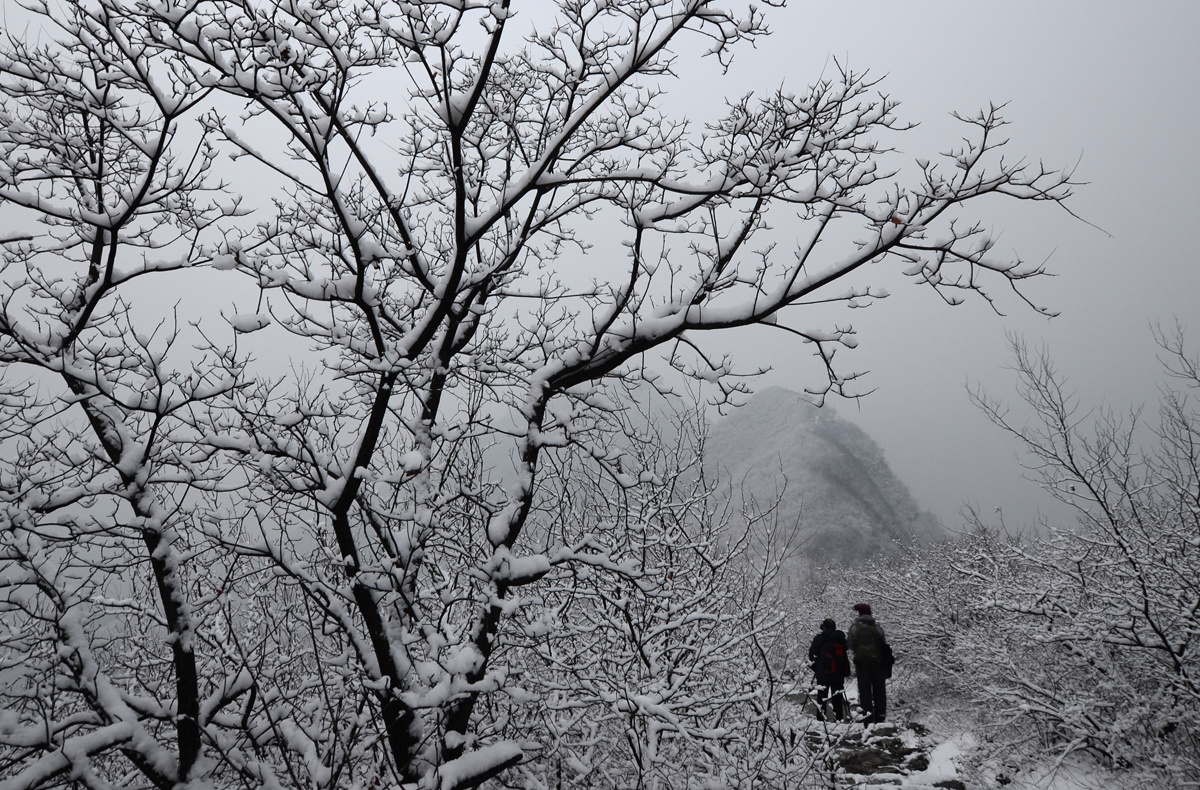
[4,2,1196,532]
[681,2,1200,531]
[705,387,943,575]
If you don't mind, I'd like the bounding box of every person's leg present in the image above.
[830,677,845,721]
[814,683,829,721]
[856,666,873,721]
[871,669,887,723]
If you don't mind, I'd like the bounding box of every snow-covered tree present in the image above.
[483,399,808,790]
[0,0,1074,788]
[961,331,1200,779]
[854,331,1200,783]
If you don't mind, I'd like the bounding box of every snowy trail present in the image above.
[782,683,1129,790]
[816,722,967,789]
[808,723,1120,790]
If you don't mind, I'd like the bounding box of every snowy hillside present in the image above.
[705,387,943,571]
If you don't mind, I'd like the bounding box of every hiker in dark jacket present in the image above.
[847,603,889,724]
[807,618,851,721]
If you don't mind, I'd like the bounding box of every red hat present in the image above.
[853,603,872,615]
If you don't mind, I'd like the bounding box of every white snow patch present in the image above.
[229,312,271,333]
[435,741,523,790]
[900,732,972,788]
[924,733,968,778]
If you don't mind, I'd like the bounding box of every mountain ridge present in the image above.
[704,387,943,574]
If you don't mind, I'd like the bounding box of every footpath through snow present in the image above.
[794,719,970,790]
[782,684,1128,790]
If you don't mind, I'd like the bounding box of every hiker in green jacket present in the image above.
[847,603,889,724]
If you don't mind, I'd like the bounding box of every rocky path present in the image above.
[781,681,978,788]
[788,716,971,789]
[782,685,1118,790]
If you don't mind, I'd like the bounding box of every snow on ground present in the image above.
[974,755,1131,790]
[897,732,972,788]
[780,679,1135,790]
[924,734,967,778]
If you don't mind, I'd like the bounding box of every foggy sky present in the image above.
[698,1,1200,532]
[4,0,1196,533]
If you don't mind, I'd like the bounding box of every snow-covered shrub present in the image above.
[964,331,1200,781]
[855,527,1025,714]
[856,331,1200,784]
[489,399,822,790]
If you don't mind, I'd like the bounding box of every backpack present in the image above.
[853,622,883,665]
[821,634,851,679]
[881,641,895,679]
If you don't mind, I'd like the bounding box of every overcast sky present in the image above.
[4,0,1196,533]
[689,1,1200,531]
